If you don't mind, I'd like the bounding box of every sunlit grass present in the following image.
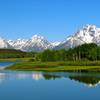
[6,61,100,72]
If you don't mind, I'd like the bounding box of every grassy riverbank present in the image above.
[0,58,33,62]
[5,61,100,72]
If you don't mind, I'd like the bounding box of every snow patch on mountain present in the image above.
[21,35,53,52]
[51,42,61,47]
[54,24,100,49]
[8,39,28,50]
[0,37,12,48]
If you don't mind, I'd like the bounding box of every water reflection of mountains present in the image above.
[0,71,100,87]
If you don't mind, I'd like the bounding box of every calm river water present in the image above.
[0,62,100,100]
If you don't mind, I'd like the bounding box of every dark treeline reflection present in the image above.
[69,76,100,86]
[42,72,100,87]
[43,74,61,80]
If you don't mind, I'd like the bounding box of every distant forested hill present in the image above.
[0,49,28,58]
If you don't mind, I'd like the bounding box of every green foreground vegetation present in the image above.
[2,43,100,72]
[6,61,100,72]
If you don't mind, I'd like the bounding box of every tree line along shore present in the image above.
[1,43,100,72]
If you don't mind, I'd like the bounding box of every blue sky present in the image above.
[0,0,100,42]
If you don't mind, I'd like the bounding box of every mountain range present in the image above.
[1,24,100,52]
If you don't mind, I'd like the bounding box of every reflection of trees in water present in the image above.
[42,72,100,87]
[43,74,61,80]
[1,71,100,87]
[69,76,100,87]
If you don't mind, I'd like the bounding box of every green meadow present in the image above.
[6,61,100,72]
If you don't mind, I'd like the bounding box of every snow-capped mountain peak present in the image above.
[75,24,100,43]
[1,24,100,52]
[8,39,28,50]
[7,34,53,52]
[20,34,52,52]
[76,24,99,37]
[51,42,61,47]
[0,37,11,48]
[31,34,46,43]
[32,34,45,40]
[54,24,100,49]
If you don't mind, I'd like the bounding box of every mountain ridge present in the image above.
[1,24,100,52]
